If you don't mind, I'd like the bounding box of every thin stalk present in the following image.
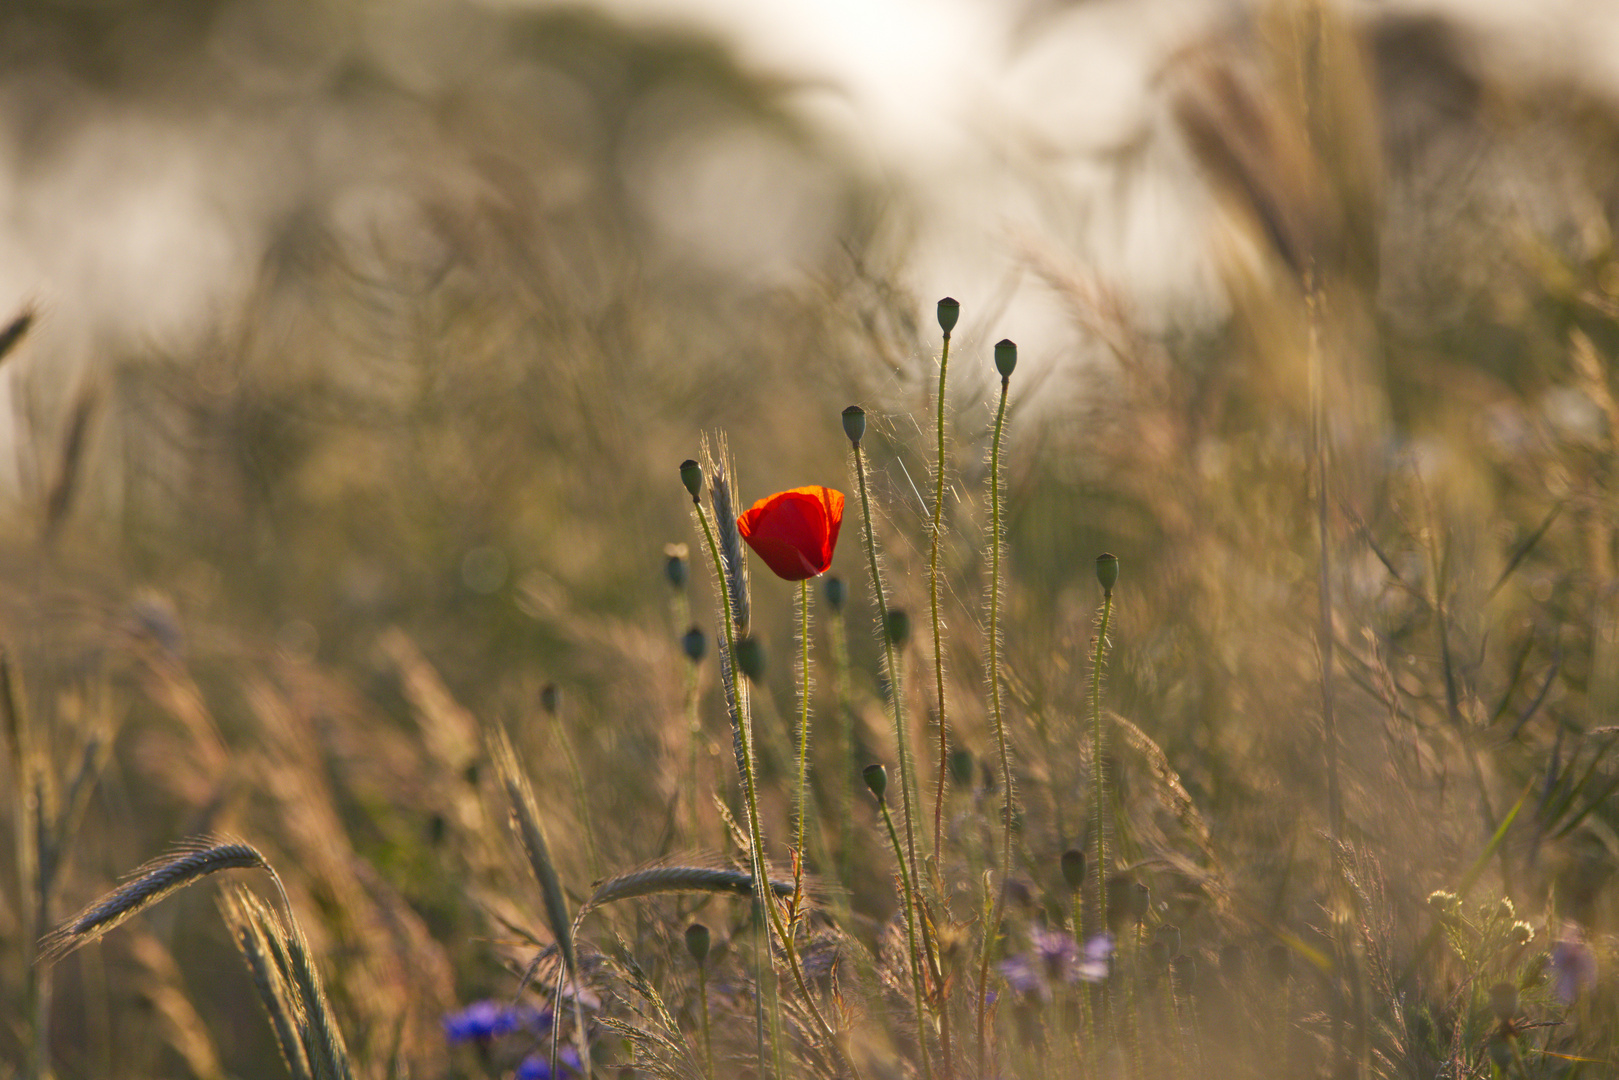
[850,441,924,968]
[879,793,935,1080]
[697,961,714,1080]
[829,606,856,884]
[929,328,953,862]
[1091,588,1114,936]
[976,372,1014,1075]
[796,579,811,861]
[685,659,704,845]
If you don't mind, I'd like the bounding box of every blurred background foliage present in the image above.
[4,0,1619,1076]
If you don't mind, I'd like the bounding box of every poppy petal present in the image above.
[737,486,844,581]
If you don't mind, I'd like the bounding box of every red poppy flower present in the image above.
[737,486,845,581]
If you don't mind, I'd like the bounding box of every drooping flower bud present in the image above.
[735,635,766,683]
[937,297,960,335]
[994,339,1017,379]
[1096,553,1119,595]
[863,763,888,801]
[884,609,911,647]
[679,459,703,500]
[685,923,711,965]
[681,625,706,663]
[1061,849,1087,892]
[842,405,866,446]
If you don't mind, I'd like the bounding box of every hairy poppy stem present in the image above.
[929,325,952,867]
[848,438,925,968]
[874,782,935,1080]
[975,369,1014,1076]
[795,579,811,862]
[1091,573,1115,940]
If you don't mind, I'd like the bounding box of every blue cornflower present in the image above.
[516,1046,583,1079]
[998,928,1113,1001]
[1550,936,1597,1005]
[442,1000,550,1043]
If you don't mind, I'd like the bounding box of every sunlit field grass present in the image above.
[5,2,1619,1079]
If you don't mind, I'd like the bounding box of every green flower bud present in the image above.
[1096,553,1119,595]
[540,682,561,716]
[735,636,766,683]
[824,575,846,612]
[994,339,1017,378]
[937,296,960,335]
[884,608,911,647]
[679,459,703,500]
[1061,848,1087,892]
[685,923,711,965]
[681,625,706,663]
[863,763,888,801]
[842,405,866,446]
[665,553,688,589]
[949,747,974,788]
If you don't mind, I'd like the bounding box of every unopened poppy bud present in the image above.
[681,625,706,663]
[823,575,846,612]
[863,763,888,801]
[540,683,561,716]
[665,548,688,588]
[1096,553,1119,595]
[734,635,766,682]
[1061,849,1087,892]
[994,339,1017,378]
[937,296,960,335]
[686,923,711,965]
[949,748,974,787]
[1489,981,1518,1022]
[679,459,703,500]
[884,609,911,646]
[842,405,866,446]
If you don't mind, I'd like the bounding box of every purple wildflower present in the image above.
[998,928,1114,1001]
[516,1046,583,1080]
[1549,936,1597,1005]
[442,1000,550,1043]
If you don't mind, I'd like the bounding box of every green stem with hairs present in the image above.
[796,579,811,861]
[1091,588,1114,939]
[850,441,925,973]
[975,373,1014,1075]
[878,791,935,1080]
[929,329,952,864]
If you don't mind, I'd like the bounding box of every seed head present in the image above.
[949,748,974,788]
[681,625,706,664]
[842,405,866,446]
[863,763,888,801]
[1061,849,1087,892]
[994,339,1017,378]
[679,459,703,500]
[1096,553,1119,595]
[685,923,711,966]
[823,575,846,612]
[937,297,960,335]
[884,608,911,647]
[734,636,766,683]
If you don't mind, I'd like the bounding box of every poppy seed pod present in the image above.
[737,486,844,581]
[681,625,706,663]
[863,763,888,801]
[842,405,866,446]
[1096,553,1119,594]
[1061,849,1087,892]
[884,608,911,646]
[734,636,766,683]
[823,575,846,612]
[665,553,688,589]
[937,297,960,335]
[685,923,711,966]
[679,459,703,500]
[994,339,1017,378]
[948,748,974,788]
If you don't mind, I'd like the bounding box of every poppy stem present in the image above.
[975,371,1014,1077]
[875,786,935,1080]
[1091,584,1113,943]
[795,578,811,862]
[849,439,925,971]
[929,327,951,869]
